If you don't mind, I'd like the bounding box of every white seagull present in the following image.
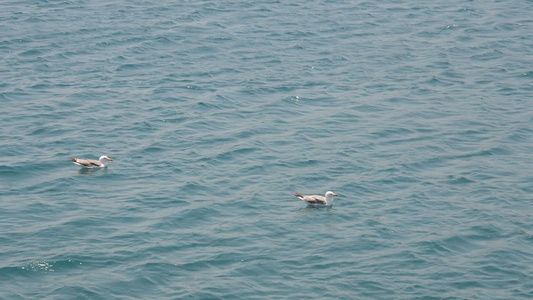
[295,191,338,206]
[68,155,114,168]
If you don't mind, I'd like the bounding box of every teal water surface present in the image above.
[1,0,532,299]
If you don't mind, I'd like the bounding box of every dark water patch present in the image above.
[116,63,153,72]
[153,36,175,46]
[444,175,475,185]
[519,70,533,78]
[214,147,259,161]
[18,49,43,57]
[471,50,505,62]
[0,165,20,178]
[464,223,505,241]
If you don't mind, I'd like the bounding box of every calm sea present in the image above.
[1,0,532,299]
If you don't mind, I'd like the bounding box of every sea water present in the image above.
[1,1,532,299]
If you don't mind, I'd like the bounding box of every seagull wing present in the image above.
[295,193,326,205]
[69,157,102,168]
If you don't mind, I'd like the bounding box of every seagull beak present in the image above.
[333,193,338,196]
[108,158,114,161]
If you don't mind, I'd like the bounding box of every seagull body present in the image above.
[68,156,114,168]
[295,191,338,206]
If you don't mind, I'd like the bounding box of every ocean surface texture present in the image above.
[1,1,532,299]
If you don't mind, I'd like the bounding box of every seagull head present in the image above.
[324,191,338,205]
[325,191,338,197]
[99,156,114,162]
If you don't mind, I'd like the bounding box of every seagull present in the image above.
[68,156,114,168]
[295,191,338,206]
